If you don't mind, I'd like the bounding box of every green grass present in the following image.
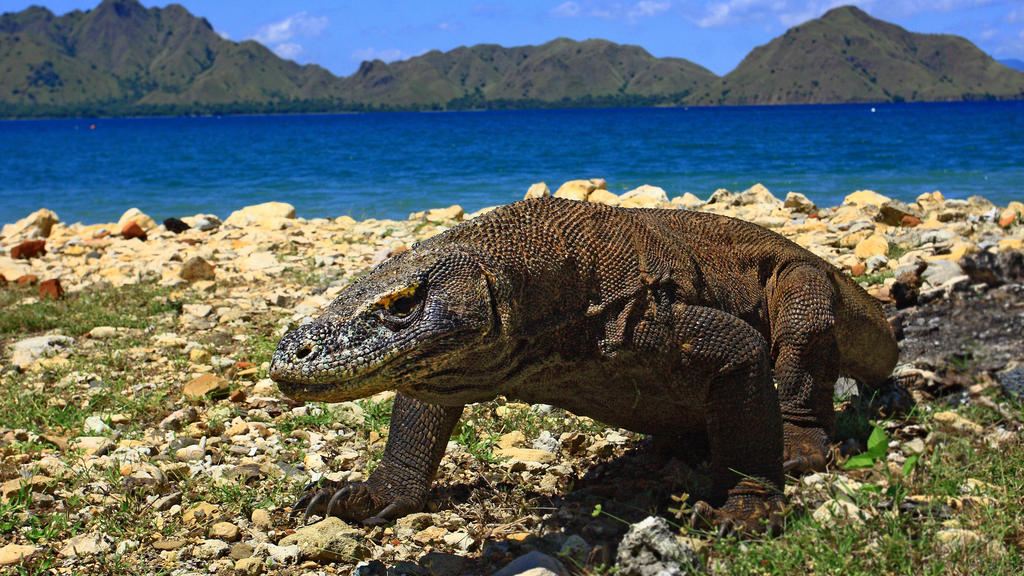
[706,402,1024,575]
[0,283,181,336]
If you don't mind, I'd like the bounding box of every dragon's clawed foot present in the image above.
[688,495,786,538]
[290,479,420,526]
[782,422,833,475]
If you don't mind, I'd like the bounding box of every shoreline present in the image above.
[2,180,1022,300]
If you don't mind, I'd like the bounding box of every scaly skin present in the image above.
[270,197,898,536]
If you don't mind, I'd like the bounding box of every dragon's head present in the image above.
[270,247,502,403]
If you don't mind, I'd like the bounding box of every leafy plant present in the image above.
[844,425,888,470]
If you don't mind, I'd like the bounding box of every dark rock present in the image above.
[616,516,701,576]
[180,256,215,282]
[998,365,1024,400]
[0,273,6,287]
[389,561,428,576]
[163,217,191,234]
[39,278,64,300]
[419,552,472,576]
[354,560,388,576]
[892,262,926,308]
[960,250,1024,287]
[878,200,921,227]
[11,240,46,259]
[121,222,147,241]
[16,274,38,286]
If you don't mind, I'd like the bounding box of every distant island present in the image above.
[1,0,1022,118]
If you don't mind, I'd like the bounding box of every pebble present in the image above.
[194,538,231,560]
[492,551,569,576]
[0,544,38,565]
[209,521,241,542]
[59,533,110,558]
[278,517,370,562]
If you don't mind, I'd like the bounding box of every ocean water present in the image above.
[1,102,1022,226]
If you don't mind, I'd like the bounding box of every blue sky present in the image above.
[7,1,1024,76]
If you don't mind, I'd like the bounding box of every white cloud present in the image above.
[250,12,328,45]
[552,1,672,21]
[216,29,230,40]
[351,48,409,62]
[629,1,671,20]
[274,43,303,60]
[551,2,581,18]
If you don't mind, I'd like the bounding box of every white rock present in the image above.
[10,335,75,370]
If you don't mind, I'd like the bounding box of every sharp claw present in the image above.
[303,491,329,525]
[327,487,350,518]
[290,494,311,519]
[782,457,806,474]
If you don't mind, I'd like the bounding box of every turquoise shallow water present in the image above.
[1,102,1022,225]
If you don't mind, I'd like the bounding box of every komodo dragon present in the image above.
[270,197,898,535]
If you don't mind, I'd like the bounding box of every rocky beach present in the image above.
[1,181,1022,575]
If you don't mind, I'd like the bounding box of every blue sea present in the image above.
[1,102,1022,226]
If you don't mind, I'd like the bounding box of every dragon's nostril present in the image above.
[296,345,313,360]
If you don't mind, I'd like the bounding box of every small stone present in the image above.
[279,517,370,562]
[0,543,38,565]
[496,447,557,464]
[121,222,147,241]
[235,556,265,575]
[616,517,698,576]
[163,217,191,234]
[524,182,550,199]
[425,205,464,223]
[784,192,817,214]
[194,538,231,560]
[70,436,113,456]
[180,256,216,282]
[39,278,64,300]
[554,180,595,202]
[210,521,241,542]
[854,235,889,259]
[901,214,921,227]
[10,240,46,259]
[183,502,220,525]
[493,551,568,576]
[622,184,670,204]
[153,491,182,512]
[813,499,864,527]
[10,334,75,370]
[87,326,118,339]
[251,508,272,529]
[59,533,110,558]
[83,415,111,434]
[497,430,526,450]
[263,542,300,565]
[230,542,255,560]
[849,263,866,277]
[152,539,188,551]
[16,274,38,286]
[413,525,449,544]
[183,374,230,401]
[933,411,984,435]
[176,444,205,461]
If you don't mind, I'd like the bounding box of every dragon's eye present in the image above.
[372,283,423,319]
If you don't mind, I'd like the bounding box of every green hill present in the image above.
[1,1,1022,117]
[692,5,1024,105]
[0,0,345,116]
[338,38,716,109]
